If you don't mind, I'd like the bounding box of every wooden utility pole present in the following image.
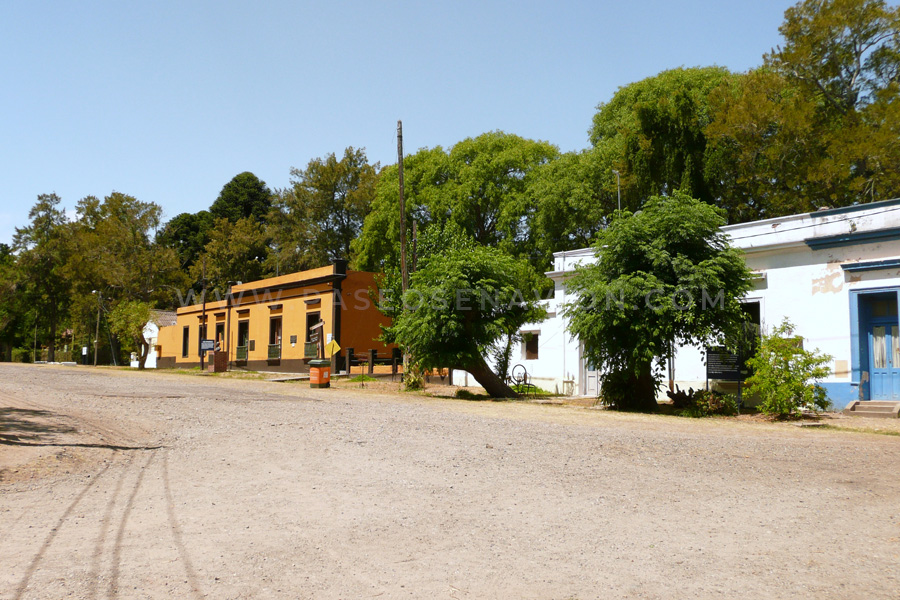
[398,120,408,293]
[200,257,207,372]
[93,291,101,366]
[397,120,411,384]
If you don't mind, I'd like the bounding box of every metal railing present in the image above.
[235,345,248,360]
[267,344,281,360]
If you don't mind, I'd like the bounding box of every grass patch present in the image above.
[511,383,554,397]
[163,367,204,376]
[349,374,378,383]
[818,424,900,437]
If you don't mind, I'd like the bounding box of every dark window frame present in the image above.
[237,320,250,347]
[306,311,321,344]
[269,316,282,346]
[215,322,225,350]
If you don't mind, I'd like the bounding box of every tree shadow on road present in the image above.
[0,407,77,445]
[0,407,162,451]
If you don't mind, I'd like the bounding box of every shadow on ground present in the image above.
[0,407,77,445]
[0,407,162,451]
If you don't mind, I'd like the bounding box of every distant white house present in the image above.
[130,310,177,369]
[500,198,900,409]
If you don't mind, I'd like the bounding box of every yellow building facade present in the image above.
[156,261,394,373]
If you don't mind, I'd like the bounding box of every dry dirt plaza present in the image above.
[1,363,898,599]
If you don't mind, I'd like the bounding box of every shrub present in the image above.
[597,370,629,409]
[674,389,739,417]
[11,348,32,363]
[745,319,832,416]
[403,363,424,391]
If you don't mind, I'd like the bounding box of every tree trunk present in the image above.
[48,315,57,362]
[463,353,520,398]
[618,367,660,412]
[137,334,149,370]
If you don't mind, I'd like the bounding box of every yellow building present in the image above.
[156,260,395,373]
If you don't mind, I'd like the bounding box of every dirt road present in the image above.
[1,364,899,599]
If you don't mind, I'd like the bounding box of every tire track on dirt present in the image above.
[11,458,114,600]
[85,452,134,600]
[107,448,157,599]
[162,449,203,598]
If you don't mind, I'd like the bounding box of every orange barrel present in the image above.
[309,359,331,388]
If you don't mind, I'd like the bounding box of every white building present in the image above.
[130,310,177,369]
[512,199,900,409]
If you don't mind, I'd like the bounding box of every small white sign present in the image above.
[326,333,333,343]
[82,346,88,356]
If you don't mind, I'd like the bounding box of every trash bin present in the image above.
[309,359,331,388]
[213,351,228,373]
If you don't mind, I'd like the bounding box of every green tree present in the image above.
[0,243,26,361]
[766,0,899,114]
[705,68,825,219]
[13,194,73,362]
[706,1,900,218]
[193,217,270,294]
[384,223,546,398]
[590,67,734,212]
[353,146,451,271]
[210,172,273,223]
[527,147,618,263]
[157,210,215,270]
[265,188,326,276]
[353,132,558,271]
[108,299,153,369]
[745,319,832,415]
[281,147,377,264]
[71,192,182,304]
[443,131,559,255]
[68,192,183,363]
[565,192,752,412]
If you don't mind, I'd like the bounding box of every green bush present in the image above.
[597,370,629,409]
[745,319,832,416]
[11,348,32,363]
[349,374,377,383]
[403,364,424,391]
[598,368,658,411]
[676,389,739,418]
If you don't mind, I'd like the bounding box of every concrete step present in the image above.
[843,400,900,418]
[851,411,898,419]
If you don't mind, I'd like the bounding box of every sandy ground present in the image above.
[1,364,899,599]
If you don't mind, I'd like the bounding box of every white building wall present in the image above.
[495,248,597,395]
[509,200,900,406]
[675,218,900,407]
[130,321,160,369]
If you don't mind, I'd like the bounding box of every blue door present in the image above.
[868,320,900,400]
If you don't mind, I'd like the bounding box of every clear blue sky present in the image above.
[1,0,796,245]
